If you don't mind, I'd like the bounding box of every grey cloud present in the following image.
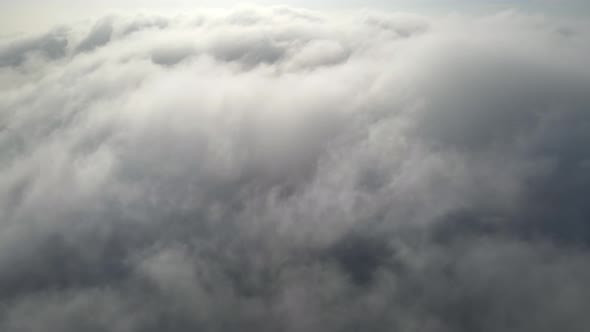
[120,15,169,37]
[75,18,114,54]
[1,7,590,332]
[0,29,68,67]
[150,45,196,66]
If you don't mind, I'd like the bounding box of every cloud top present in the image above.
[1,6,590,332]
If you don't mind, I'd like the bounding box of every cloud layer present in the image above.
[1,6,590,331]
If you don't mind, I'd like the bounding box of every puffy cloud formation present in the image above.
[1,6,590,331]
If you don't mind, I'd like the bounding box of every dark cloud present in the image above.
[0,6,590,332]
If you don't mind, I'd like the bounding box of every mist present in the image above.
[1,5,590,332]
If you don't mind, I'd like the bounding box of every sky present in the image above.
[2,0,589,33]
[1,1,590,332]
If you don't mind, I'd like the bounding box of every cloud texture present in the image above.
[1,6,590,331]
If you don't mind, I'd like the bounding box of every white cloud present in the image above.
[0,6,590,331]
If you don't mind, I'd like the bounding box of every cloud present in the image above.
[0,6,590,331]
[74,18,115,54]
[0,28,69,67]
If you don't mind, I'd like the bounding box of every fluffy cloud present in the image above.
[1,6,590,331]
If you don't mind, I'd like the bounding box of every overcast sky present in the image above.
[2,0,589,33]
